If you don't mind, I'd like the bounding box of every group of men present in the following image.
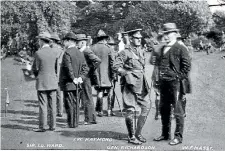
[31,22,191,146]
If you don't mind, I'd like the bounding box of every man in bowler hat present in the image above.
[153,23,191,145]
[76,33,101,124]
[32,31,58,132]
[113,28,151,145]
[59,32,89,128]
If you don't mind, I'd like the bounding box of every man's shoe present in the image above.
[57,113,63,117]
[135,134,146,143]
[153,136,170,141]
[128,136,142,145]
[97,112,103,117]
[84,121,97,125]
[33,128,46,132]
[49,128,56,131]
[169,138,182,145]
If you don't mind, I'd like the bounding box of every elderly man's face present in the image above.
[164,32,178,42]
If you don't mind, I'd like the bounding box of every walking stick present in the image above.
[75,83,81,127]
[5,88,10,117]
[111,81,124,117]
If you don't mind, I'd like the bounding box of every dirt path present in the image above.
[1,52,225,150]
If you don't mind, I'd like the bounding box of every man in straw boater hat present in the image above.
[32,31,59,132]
[152,23,191,145]
[113,28,151,145]
[91,29,114,117]
[50,32,65,117]
[75,33,101,125]
[59,32,89,128]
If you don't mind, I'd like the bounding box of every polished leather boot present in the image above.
[135,115,147,143]
[125,117,142,145]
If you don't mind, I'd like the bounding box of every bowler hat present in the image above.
[107,36,117,45]
[162,23,179,34]
[36,31,51,41]
[62,32,77,41]
[125,29,142,38]
[50,32,60,41]
[76,34,89,41]
[96,29,109,38]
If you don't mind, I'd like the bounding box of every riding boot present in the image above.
[125,117,142,145]
[135,115,147,143]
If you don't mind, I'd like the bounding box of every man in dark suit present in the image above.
[32,31,58,132]
[75,33,101,125]
[91,29,114,117]
[153,23,191,145]
[59,32,89,128]
[50,32,65,117]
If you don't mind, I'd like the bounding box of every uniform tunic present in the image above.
[113,45,150,111]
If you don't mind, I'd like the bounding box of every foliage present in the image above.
[1,1,216,55]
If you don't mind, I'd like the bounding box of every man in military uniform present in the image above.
[153,23,191,145]
[59,32,89,128]
[113,29,151,145]
[75,33,101,124]
[91,29,114,117]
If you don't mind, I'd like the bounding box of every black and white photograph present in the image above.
[1,0,225,150]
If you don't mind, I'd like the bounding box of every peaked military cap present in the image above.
[62,32,77,41]
[96,29,109,38]
[162,23,179,34]
[76,34,89,41]
[125,28,142,38]
[36,31,51,41]
[50,32,60,41]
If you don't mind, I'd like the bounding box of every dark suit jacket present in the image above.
[91,42,114,87]
[32,45,58,91]
[59,46,89,91]
[83,47,101,78]
[162,41,191,93]
[167,41,191,80]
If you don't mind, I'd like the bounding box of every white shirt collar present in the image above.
[68,44,76,49]
[42,44,50,48]
[167,40,177,47]
[79,45,87,52]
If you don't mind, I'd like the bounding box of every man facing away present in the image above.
[75,33,101,125]
[91,29,114,117]
[153,23,191,145]
[50,32,65,117]
[32,31,58,132]
[59,32,89,128]
[113,28,151,145]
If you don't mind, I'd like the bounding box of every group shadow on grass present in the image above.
[1,99,127,141]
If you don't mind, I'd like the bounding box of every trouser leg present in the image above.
[174,93,185,142]
[155,92,160,120]
[56,88,63,115]
[82,79,96,122]
[64,91,76,128]
[47,90,56,129]
[37,91,48,129]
